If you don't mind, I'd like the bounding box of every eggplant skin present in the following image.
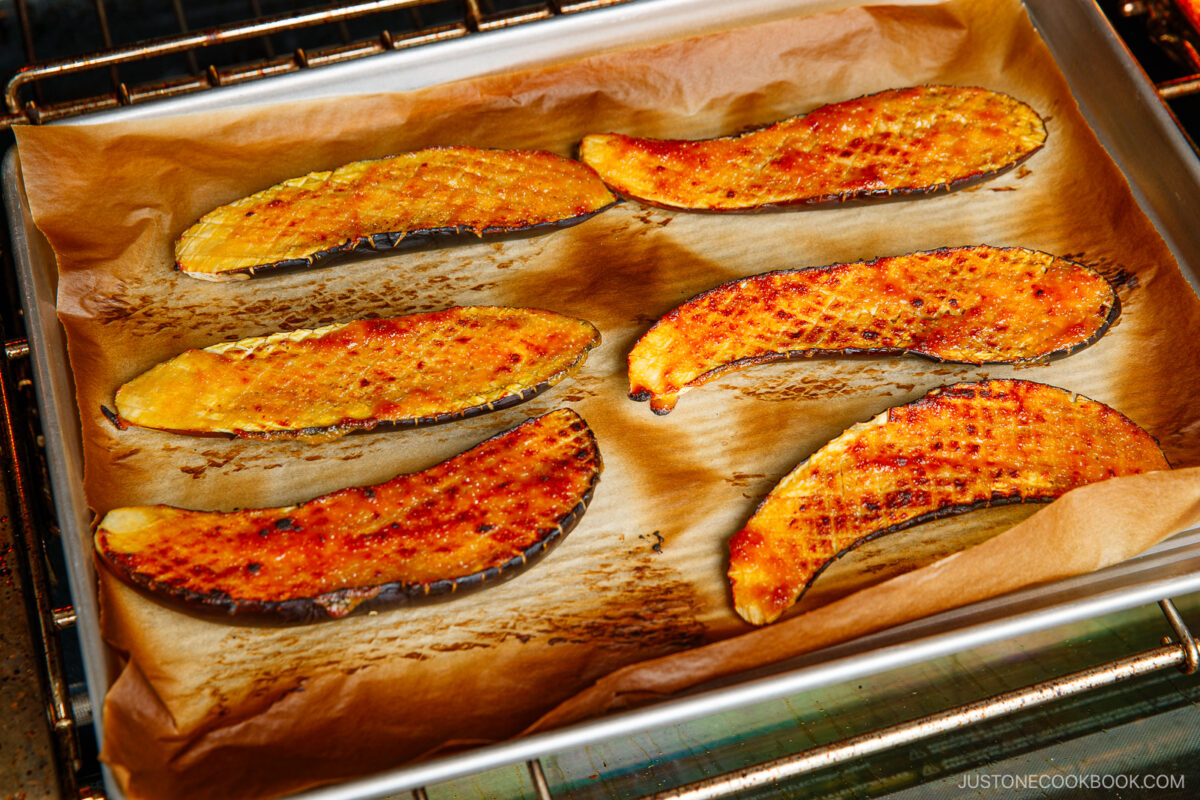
[108,307,600,440]
[728,380,1169,626]
[629,246,1118,414]
[94,408,602,623]
[580,86,1046,211]
[175,146,618,281]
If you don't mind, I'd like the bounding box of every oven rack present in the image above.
[3,0,1200,134]
[1,0,634,129]
[1125,0,1200,101]
[307,596,1200,800]
[5,331,1200,798]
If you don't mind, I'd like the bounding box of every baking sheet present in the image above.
[7,0,1200,798]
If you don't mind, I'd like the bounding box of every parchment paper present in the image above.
[13,0,1200,798]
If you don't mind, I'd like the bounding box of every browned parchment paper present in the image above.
[13,0,1200,797]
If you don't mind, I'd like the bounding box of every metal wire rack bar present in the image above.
[357,596,1200,799]
[1122,0,1200,98]
[634,598,1198,800]
[1,337,80,795]
[1,0,631,129]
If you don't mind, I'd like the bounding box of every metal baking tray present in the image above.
[4,1,1200,798]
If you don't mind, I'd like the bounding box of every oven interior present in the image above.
[2,1,1200,798]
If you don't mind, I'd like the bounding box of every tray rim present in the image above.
[4,0,1200,797]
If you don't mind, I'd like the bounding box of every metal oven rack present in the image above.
[0,0,636,129]
[4,1,1200,798]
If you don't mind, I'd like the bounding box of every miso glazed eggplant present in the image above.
[106,307,599,440]
[580,86,1046,211]
[176,146,618,280]
[728,380,1169,626]
[629,246,1117,414]
[95,408,602,621]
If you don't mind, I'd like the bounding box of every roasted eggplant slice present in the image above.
[176,147,618,280]
[95,408,602,622]
[728,380,1169,626]
[108,307,599,440]
[580,86,1046,211]
[629,246,1117,414]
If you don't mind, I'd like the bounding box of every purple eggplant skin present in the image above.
[103,488,597,626]
[174,204,618,280]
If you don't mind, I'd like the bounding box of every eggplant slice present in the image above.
[176,147,618,280]
[728,380,1169,626]
[108,307,600,440]
[629,246,1118,414]
[95,408,602,622]
[580,86,1046,211]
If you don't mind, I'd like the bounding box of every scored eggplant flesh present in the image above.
[728,379,1170,626]
[108,307,600,440]
[94,408,602,622]
[628,246,1118,414]
[580,85,1046,211]
[176,146,618,280]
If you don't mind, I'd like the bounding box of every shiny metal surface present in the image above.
[1161,75,1200,97]
[1,0,635,128]
[528,759,554,800]
[1028,0,1200,291]
[1161,597,1200,673]
[3,148,99,792]
[4,339,29,360]
[1,363,74,763]
[383,592,1200,799]
[646,602,1195,800]
[0,359,63,800]
[4,0,453,124]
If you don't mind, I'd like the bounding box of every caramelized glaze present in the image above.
[728,380,1168,625]
[96,409,602,621]
[629,247,1117,413]
[112,307,599,439]
[581,86,1046,210]
[177,147,617,279]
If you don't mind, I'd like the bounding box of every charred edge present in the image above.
[612,140,1045,214]
[791,492,1051,610]
[733,377,1166,572]
[629,390,651,403]
[670,329,1113,405]
[100,405,127,431]
[104,457,601,625]
[182,201,619,280]
[646,274,1117,411]
[97,409,600,624]
[412,483,599,604]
